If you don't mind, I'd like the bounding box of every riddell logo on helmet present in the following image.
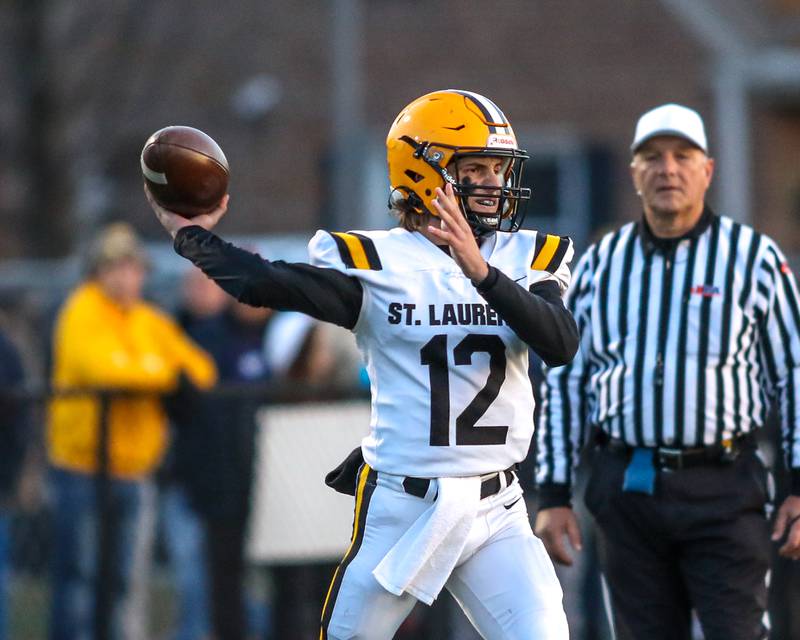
[487,134,516,148]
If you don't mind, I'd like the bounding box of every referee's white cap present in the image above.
[631,103,707,154]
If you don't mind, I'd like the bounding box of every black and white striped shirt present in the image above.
[536,207,800,503]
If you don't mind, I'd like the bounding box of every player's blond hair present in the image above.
[390,201,433,232]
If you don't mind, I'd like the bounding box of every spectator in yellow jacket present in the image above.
[47,222,216,640]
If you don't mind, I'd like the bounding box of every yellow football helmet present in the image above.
[386,89,530,234]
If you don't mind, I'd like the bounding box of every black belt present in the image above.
[605,435,752,471]
[402,468,516,500]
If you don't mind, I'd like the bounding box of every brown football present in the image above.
[141,126,229,218]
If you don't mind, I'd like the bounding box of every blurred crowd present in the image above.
[0,220,798,640]
[0,221,374,640]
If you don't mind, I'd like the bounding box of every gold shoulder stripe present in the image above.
[329,232,382,270]
[532,234,560,271]
[531,234,570,273]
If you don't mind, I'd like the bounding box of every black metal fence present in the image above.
[4,381,371,640]
[4,384,800,639]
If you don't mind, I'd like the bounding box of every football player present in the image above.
[146,89,577,640]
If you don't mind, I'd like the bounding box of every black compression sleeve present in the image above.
[475,266,579,367]
[174,226,363,329]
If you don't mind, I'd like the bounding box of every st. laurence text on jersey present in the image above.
[387,302,507,327]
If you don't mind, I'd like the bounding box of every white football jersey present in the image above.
[308,227,572,478]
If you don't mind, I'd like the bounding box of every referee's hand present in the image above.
[772,495,800,560]
[534,507,583,566]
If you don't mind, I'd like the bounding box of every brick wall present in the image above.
[1,0,798,258]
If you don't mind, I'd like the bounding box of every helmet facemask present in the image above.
[406,139,531,237]
[449,152,530,237]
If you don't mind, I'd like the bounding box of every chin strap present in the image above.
[402,137,459,189]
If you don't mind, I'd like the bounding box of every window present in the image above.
[515,128,611,253]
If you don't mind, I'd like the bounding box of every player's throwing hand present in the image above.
[144,184,229,239]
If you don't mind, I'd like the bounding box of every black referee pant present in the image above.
[584,446,771,640]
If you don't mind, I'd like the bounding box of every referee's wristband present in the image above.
[791,469,800,496]
[535,482,572,510]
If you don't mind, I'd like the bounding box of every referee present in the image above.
[534,103,800,640]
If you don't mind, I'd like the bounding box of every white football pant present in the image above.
[320,465,569,640]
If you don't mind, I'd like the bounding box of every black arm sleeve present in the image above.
[174,226,363,329]
[474,266,579,367]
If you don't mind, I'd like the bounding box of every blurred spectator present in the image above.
[160,266,229,640]
[0,325,32,640]
[263,311,367,391]
[547,462,612,640]
[262,312,365,639]
[168,270,273,640]
[47,223,216,640]
[529,288,612,640]
[762,413,800,639]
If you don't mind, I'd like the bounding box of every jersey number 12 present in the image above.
[420,333,508,446]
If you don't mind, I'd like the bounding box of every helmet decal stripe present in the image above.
[450,90,509,134]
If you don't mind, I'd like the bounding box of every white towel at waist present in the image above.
[372,475,481,605]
